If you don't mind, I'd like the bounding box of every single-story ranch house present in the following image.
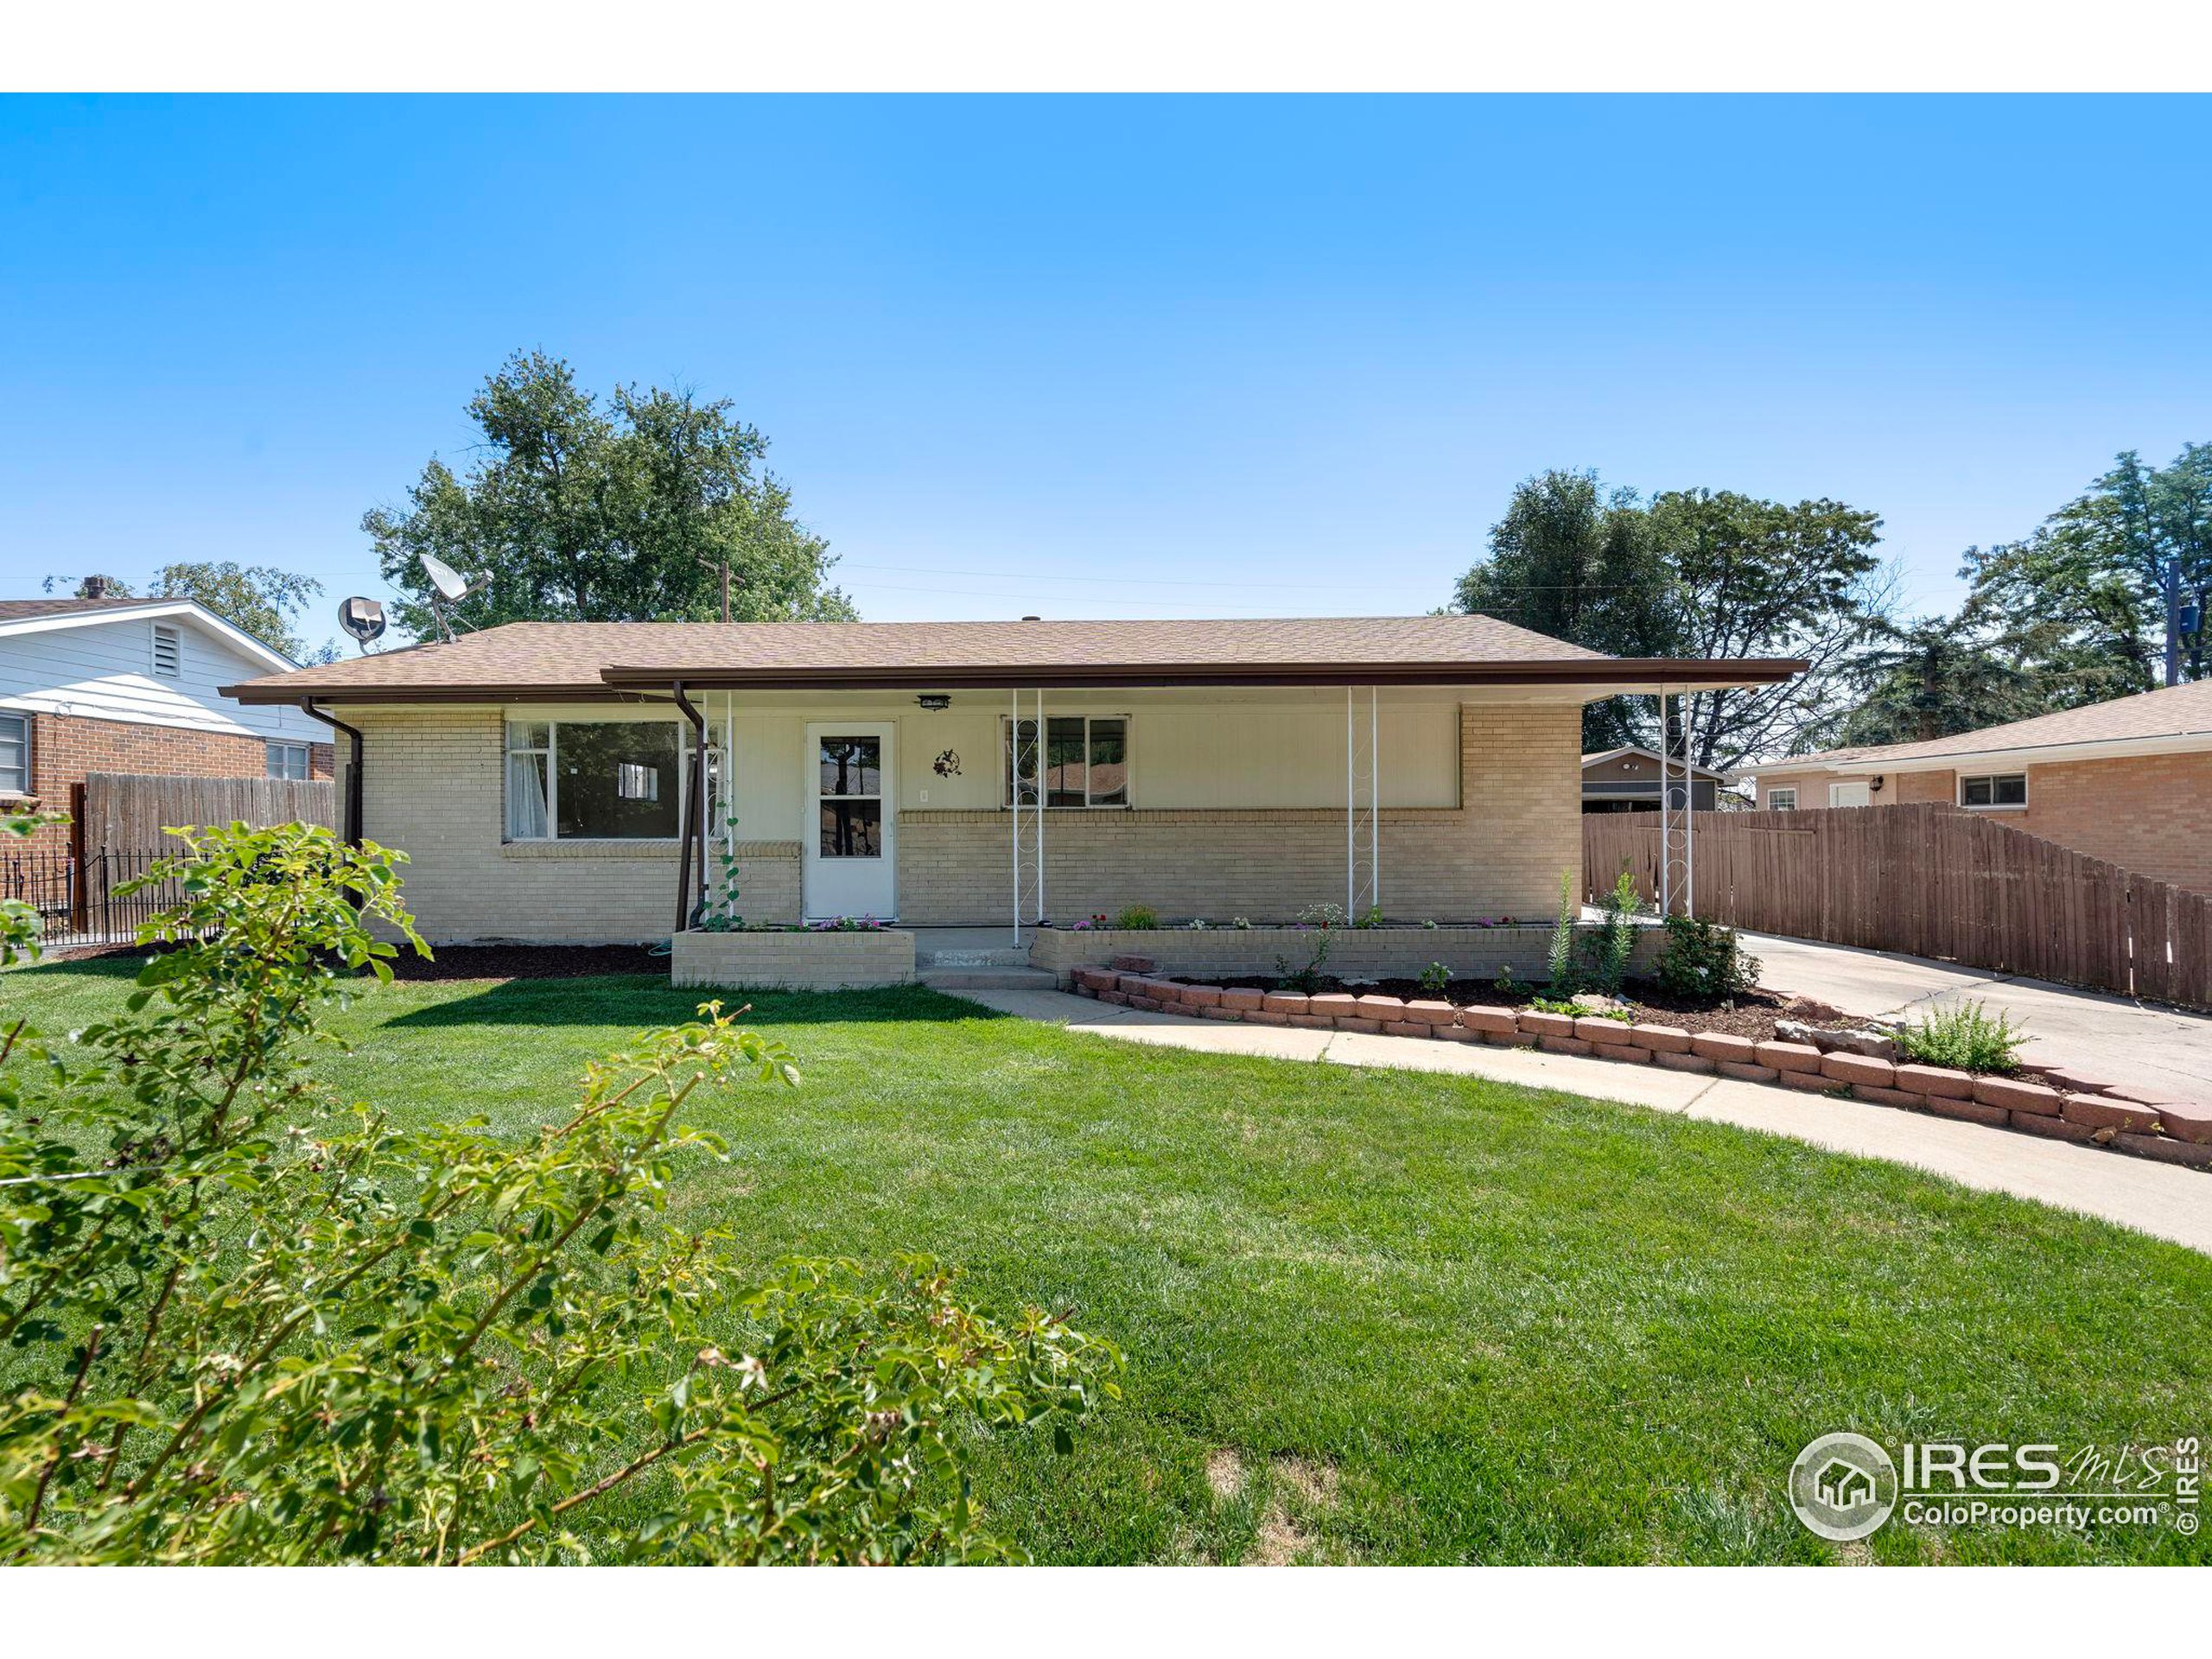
[225,616,1799,944]
[1739,678,2212,895]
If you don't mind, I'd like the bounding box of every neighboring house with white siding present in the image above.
[1,594,331,854]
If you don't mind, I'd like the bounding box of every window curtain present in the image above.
[506,750,550,840]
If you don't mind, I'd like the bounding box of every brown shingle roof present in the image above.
[223,615,1804,702]
[1862,679,2212,763]
[1758,679,2212,772]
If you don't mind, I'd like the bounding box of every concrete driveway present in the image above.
[1745,931,2212,1108]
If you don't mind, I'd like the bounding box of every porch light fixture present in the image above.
[1870,776,1885,792]
[916,694,951,710]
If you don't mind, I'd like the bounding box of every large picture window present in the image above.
[1006,715,1128,808]
[505,720,683,841]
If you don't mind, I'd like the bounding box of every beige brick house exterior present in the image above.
[1743,680,2212,895]
[229,617,1797,944]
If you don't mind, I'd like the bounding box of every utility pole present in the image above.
[2164,553,2189,688]
[696,555,733,624]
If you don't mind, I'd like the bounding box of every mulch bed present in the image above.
[385,944,669,982]
[1171,974,1862,1046]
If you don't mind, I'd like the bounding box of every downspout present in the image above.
[672,682,708,933]
[300,701,364,848]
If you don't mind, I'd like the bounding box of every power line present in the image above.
[838,560,1653,595]
[836,561,1433,592]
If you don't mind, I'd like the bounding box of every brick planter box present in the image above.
[671,927,915,991]
[1059,969,2210,1175]
[1027,923,1662,987]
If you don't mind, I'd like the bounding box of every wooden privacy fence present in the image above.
[1583,802,2212,1011]
[77,772,335,850]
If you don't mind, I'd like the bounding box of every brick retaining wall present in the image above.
[1029,922,1662,986]
[670,927,915,990]
[1064,969,2212,1173]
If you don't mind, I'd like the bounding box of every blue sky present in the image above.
[1,95,2205,639]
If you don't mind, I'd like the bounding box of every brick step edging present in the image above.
[1065,969,2211,1174]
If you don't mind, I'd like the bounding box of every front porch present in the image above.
[668,920,1665,995]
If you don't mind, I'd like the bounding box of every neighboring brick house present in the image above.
[222,616,1800,943]
[1,594,332,856]
[1737,679,2212,893]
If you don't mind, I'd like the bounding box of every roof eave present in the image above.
[594,657,1808,693]
[223,656,1806,703]
[7,598,296,673]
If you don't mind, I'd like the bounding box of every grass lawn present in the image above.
[6,955,2209,1564]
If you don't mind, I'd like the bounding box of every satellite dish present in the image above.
[417,552,488,641]
[338,596,386,653]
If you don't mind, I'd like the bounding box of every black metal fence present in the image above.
[2,846,186,950]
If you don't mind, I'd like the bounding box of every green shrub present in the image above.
[1418,961,1452,997]
[1896,1000,2028,1075]
[1529,995,1628,1020]
[1355,905,1384,929]
[1,804,64,969]
[1652,913,1761,1003]
[1495,963,1525,997]
[1113,904,1159,930]
[1592,867,1643,995]
[1544,869,1580,994]
[0,823,1117,1564]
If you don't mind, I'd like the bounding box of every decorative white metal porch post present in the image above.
[1010,690,1044,944]
[1347,685,1379,920]
[1033,690,1046,926]
[1658,687,1696,917]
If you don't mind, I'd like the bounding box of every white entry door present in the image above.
[1828,780,1872,808]
[804,723,896,920]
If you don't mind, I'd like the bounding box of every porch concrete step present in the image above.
[918,966,1059,992]
[916,948,1032,969]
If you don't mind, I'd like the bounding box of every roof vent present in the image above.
[1021,614,1041,621]
[82,575,108,599]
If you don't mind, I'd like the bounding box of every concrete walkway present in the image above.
[959,986,2212,1256]
[1745,931,2212,1108]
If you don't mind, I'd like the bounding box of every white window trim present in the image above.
[265,740,311,781]
[505,717,688,842]
[1002,714,1133,809]
[0,710,29,797]
[1827,782,1872,807]
[1765,787,1797,811]
[1958,772,2030,810]
[150,622,181,678]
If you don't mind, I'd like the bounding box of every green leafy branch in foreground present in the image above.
[0,822,1117,1563]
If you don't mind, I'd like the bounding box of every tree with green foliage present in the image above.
[0,822,1115,1563]
[1833,613,2039,747]
[1449,473,1889,766]
[42,564,332,661]
[1645,488,1889,771]
[363,351,857,639]
[1958,442,2210,696]
[1448,470,1671,750]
